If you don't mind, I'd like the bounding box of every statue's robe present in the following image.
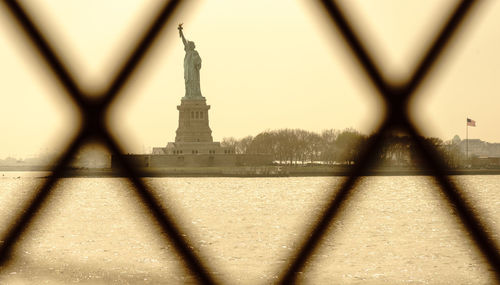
[184,50,202,98]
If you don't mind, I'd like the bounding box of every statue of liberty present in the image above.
[178,24,203,99]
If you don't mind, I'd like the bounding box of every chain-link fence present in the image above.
[0,0,498,284]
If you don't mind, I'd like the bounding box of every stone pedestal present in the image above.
[175,97,213,143]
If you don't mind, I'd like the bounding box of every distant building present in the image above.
[456,138,500,168]
[471,156,500,168]
[459,139,500,158]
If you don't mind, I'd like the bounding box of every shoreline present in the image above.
[3,166,500,177]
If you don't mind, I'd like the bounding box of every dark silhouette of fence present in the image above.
[0,0,498,284]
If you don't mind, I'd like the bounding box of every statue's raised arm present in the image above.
[178,23,187,46]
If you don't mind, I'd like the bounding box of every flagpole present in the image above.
[466,119,468,162]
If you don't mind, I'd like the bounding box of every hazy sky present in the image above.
[1,0,500,158]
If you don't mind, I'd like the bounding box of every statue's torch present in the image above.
[178,23,183,37]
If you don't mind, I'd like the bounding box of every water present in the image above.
[0,174,498,284]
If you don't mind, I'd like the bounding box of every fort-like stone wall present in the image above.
[112,154,272,168]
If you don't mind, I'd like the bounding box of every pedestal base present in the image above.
[175,97,213,143]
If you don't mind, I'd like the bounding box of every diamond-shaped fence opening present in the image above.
[0,0,498,284]
[0,5,80,170]
[295,175,495,283]
[409,0,500,173]
[107,0,383,172]
[1,171,199,284]
[15,0,170,93]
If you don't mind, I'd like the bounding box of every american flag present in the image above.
[467,118,476,127]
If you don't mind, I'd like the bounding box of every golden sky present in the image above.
[0,0,499,158]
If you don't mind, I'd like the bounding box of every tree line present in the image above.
[222,128,464,167]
